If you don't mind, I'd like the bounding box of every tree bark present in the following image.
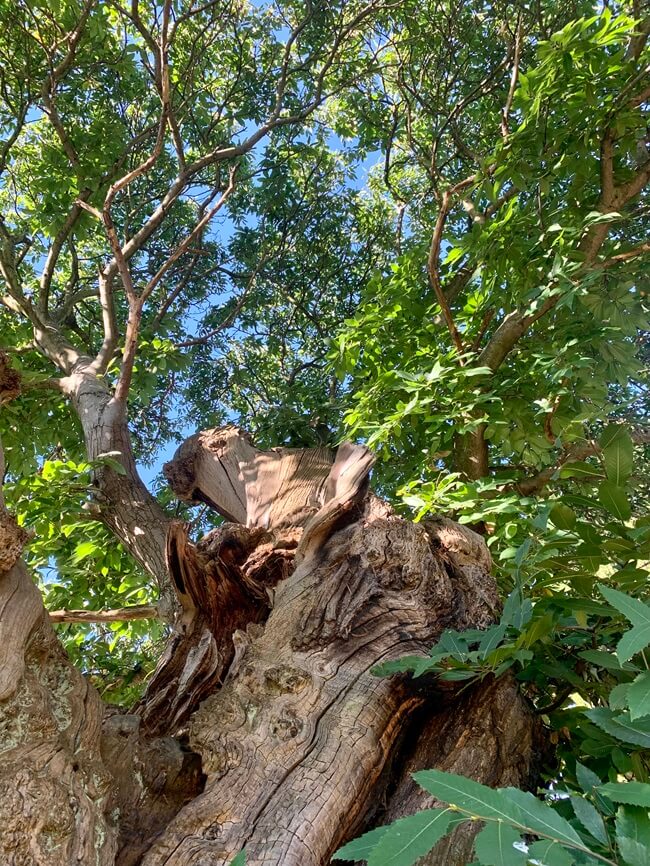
[61,366,176,617]
[1,426,544,866]
[0,429,117,864]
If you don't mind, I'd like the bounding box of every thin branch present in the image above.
[141,165,238,304]
[112,299,142,406]
[49,603,159,623]
[534,684,574,715]
[175,252,267,349]
[89,271,119,375]
[471,308,495,351]
[426,177,476,357]
[37,199,86,314]
[39,0,95,174]
[513,426,650,496]
[479,110,650,374]
[501,16,523,138]
[595,241,650,268]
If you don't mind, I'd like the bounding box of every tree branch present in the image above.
[141,165,238,304]
[427,178,476,357]
[513,426,650,496]
[501,16,523,138]
[595,241,650,268]
[49,603,159,624]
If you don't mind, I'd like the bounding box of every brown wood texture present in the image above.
[133,429,523,865]
[1,427,542,866]
[0,558,117,865]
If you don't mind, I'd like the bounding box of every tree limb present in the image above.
[501,16,523,138]
[513,426,650,496]
[595,241,650,268]
[427,178,476,357]
[49,604,159,624]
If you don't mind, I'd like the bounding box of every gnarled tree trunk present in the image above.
[0,425,544,866]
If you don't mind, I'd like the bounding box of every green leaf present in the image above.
[586,709,650,748]
[371,656,430,678]
[598,481,631,521]
[628,672,650,721]
[575,762,602,795]
[550,504,576,531]
[73,540,98,562]
[609,683,631,711]
[598,783,650,807]
[616,806,650,866]
[333,826,389,862]
[559,462,603,480]
[617,624,650,665]
[579,650,631,672]
[503,788,586,850]
[474,821,526,865]
[598,585,650,627]
[414,771,583,848]
[478,623,508,657]
[363,809,462,866]
[570,796,607,845]
[600,426,634,487]
[526,839,575,865]
[229,852,246,866]
[501,591,532,629]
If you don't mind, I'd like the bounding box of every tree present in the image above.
[0,1,648,865]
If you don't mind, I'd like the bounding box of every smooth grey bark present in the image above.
[61,366,175,617]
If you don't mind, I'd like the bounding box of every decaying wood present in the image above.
[139,430,376,736]
[0,368,30,572]
[101,713,205,866]
[163,425,341,527]
[1,425,543,866]
[136,520,295,736]
[0,350,22,406]
[0,504,30,574]
[132,431,518,865]
[381,674,543,866]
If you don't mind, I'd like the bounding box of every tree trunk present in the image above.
[61,366,176,617]
[0,426,543,866]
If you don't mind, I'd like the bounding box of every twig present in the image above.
[595,241,650,268]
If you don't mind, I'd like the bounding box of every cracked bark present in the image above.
[1,427,543,866]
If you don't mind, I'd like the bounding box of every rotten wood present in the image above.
[132,432,512,865]
[1,425,543,866]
